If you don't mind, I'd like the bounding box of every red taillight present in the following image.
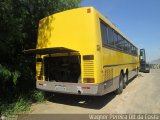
[37,75,42,80]
[83,78,94,83]
[87,8,91,13]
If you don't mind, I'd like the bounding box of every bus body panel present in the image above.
[35,7,139,96]
[37,7,96,55]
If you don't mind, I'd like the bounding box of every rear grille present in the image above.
[83,60,94,78]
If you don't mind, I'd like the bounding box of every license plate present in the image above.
[55,86,66,91]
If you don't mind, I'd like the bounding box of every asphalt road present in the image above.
[30,69,160,114]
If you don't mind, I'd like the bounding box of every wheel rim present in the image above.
[124,75,127,83]
[120,78,123,89]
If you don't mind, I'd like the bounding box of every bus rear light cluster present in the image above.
[83,78,94,83]
[83,55,94,60]
[37,75,42,80]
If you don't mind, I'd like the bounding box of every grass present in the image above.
[0,97,31,117]
[0,90,45,117]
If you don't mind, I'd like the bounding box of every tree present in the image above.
[0,0,81,98]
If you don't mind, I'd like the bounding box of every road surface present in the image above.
[30,69,160,114]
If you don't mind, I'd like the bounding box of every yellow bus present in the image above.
[24,7,139,95]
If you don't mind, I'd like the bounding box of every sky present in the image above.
[81,0,160,62]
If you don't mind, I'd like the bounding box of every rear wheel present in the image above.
[136,68,139,76]
[116,73,124,94]
[123,73,128,89]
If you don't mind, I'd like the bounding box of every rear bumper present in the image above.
[36,81,102,96]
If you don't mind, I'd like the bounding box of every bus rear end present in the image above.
[33,7,102,95]
[35,51,100,95]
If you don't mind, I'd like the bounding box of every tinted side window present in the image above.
[136,48,138,56]
[108,27,114,46]
[121,38,125,51]
[128,43,131,53]
[100,21,108,45]
[113,31,118,45]
[124,40,129,52]
[131,45,135,55]
[133,47,137,56]
[100,19,137,56]
[115,35,123,50]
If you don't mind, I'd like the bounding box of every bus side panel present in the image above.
[99,47,139,95]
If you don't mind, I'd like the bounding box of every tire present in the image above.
[116,73,124,94]
[123,73,128,89]
[145,70,150,73]
[136,68,139,76]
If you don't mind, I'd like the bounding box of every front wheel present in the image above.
[116,73,124,94]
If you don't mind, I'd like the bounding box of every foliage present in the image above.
[0,64,20,85]
[0,64,20,98]
[0,65,12,82]
[0,0,81,95]
[0,97,30,116]
[31,90,45,103]
[0,0,81,116]
[150,64,160,69]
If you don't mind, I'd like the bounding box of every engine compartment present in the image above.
[44,55,81,83]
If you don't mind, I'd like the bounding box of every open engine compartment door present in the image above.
[24,47,81,83]
[23,47,78,55]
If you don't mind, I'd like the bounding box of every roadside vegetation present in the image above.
[0,0,81,117]
[150,64,160,69]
